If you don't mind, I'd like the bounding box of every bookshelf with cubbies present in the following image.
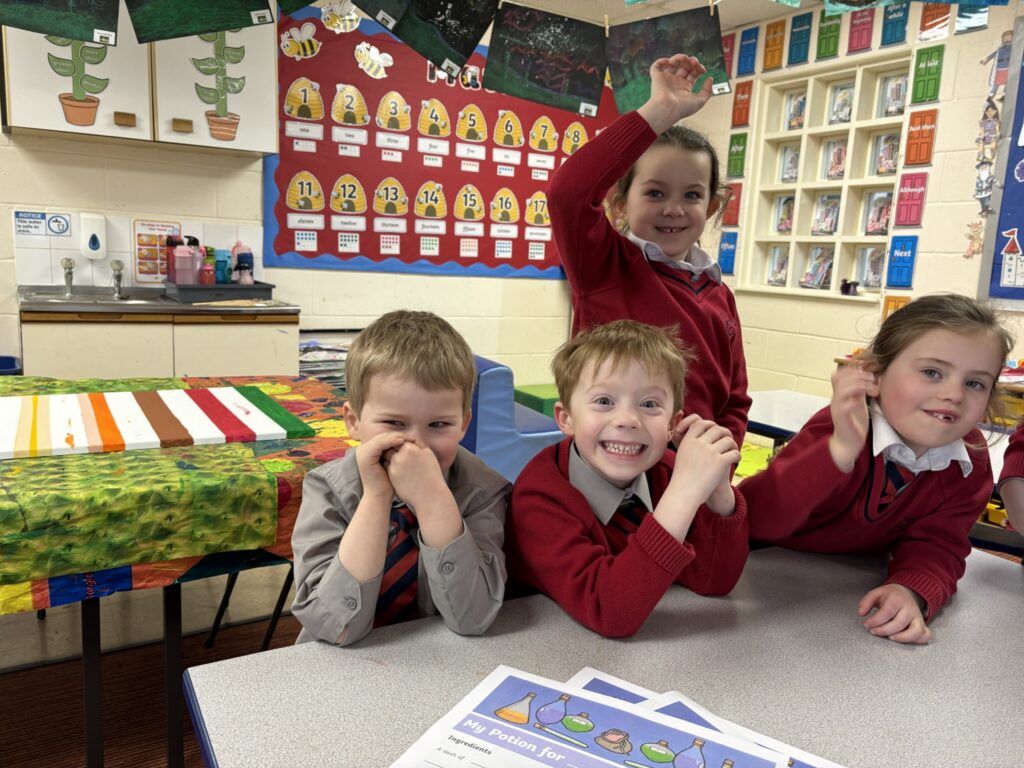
[739,50,913,301]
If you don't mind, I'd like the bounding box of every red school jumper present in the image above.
[739,408,993,618]
[506,439,749,638]
[548,110,751,443]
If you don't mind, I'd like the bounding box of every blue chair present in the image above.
[461,356,563,482]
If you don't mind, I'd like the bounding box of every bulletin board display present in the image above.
[264,9,618,279]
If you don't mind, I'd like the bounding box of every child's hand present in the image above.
[858,584,931,644]
[354,432,406,501]
[999,478,1024,533]
[637,54,713,134]
[385,440,447,508]
[828,365,878,472]
[670,414,741,509]
[705,473,736,518]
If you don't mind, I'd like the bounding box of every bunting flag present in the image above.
[824,0,902,12]
[0,0,119,44]
[769,0,803,7]
[0,386,313,460]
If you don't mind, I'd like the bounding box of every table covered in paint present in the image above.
[0,375,353,616]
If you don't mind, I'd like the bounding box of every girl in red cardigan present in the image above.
[997,429,1024,533]
[740,294,1013,645]
[549,53,750,445]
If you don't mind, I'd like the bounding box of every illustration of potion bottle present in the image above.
[722,761,734,768]
[673,737,706,768]
[640,739,677,763]
[561,711,594,733]
[494,692,535,724]
[535,694,570,725]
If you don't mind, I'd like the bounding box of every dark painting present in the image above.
[0,0,119,44]
[125,0,274,43]
[391,0,497,77]
[351,0,409,28]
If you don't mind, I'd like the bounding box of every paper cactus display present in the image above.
[45,36,110,126]
[192,30,246,141]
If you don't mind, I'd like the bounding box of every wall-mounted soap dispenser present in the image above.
[80,212,107,261]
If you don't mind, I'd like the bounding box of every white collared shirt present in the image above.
[870,404,973,477]
[568,442,654,525]
[625,232,722,284]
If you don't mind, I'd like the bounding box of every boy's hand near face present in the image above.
[386,440,464,549]
[656,415,741,539]
[828,365,879,472]
[638,54,714,134]
[354,432,406,502]
[858,583,931,644]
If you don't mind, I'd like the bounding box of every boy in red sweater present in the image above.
[549,53,749,444]
[506,320,749,638]
[741,295,1013,644]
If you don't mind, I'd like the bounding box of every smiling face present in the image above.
[876,328,1002,456]
[555,357,680,488]
[616,145,719,261]
[343,374,470,472]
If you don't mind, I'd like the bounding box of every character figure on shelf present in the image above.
[974,158,997,216]
[980,30,1013,100]
[976,98,1000,164]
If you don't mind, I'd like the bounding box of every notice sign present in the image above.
[14,211,71,237]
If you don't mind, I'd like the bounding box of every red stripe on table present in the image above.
[183,389,256,443]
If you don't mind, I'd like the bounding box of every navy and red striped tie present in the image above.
[878,460,916,513]
[609,495,646,537]
[374,503,419,627]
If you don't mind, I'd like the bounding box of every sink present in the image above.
[24,295,155,306]
[18,285,166,307]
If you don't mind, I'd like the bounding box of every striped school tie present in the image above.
[373,503,419,627]
[877,460,916,513]
[609,494,646,537]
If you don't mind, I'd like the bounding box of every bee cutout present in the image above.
[373,177,409,215]
[456,104,488,142]
[332,84,369,125]
[455,184,485,221]
[525,192,550,226]
[284,78,324,121]
[529,116,558,152]
[280,22,322,61]
[375,91,411,131]
[321,0,360,34]
[414,182,447,218]
[489,188,520,223]
[417,98,451,137]
[354,41,393,80]
[286,171,325,211]
[331,174,367,214]
[562,121,589,155]
[495,110,524,147]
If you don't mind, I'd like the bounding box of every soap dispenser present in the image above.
[80,213,107,260]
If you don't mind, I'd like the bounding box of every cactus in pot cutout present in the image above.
[46,37,110,127]
[192,30,245,141]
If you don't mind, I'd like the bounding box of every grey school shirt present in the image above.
[290,445,510,646]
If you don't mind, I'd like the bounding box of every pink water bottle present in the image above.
[230,240,244,283]
[173,245,196,284]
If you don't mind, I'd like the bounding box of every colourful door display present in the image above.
[920,3,950,36]
[817,11,841,60]
[718,232,737,275]
[737,28,759,76]
[788,13,813,66]
[848,9,875,53]
[721,32,735,79]
[895,172,927,226]
[723,184,741,226]
[905,109,938,165]
[887,236,918,288]
[912,46,944,103]
[764,21,785,71]
[881,1,910,46]
[727,133,747,178]
[731,82,752,127]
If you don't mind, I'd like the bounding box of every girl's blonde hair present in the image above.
[608,125,732,230]
[858,293,1014,424]
[551,320,694,414]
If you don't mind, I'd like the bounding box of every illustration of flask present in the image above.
[535,694,570,725]
[640,739,676,763]
[494,692,535,724]
[673,737,706,768]
[561,711,594,733]
[721,761,734,768]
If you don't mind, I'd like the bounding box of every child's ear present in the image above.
[342,401,361,441]
[553,401,575,437]
[459,409,472,438]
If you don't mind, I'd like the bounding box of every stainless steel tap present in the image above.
[111,259,125,300]
[60,257,75,298]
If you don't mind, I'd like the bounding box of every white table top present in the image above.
[185,548,1024,768]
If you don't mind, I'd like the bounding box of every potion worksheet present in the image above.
[389,666,787,768]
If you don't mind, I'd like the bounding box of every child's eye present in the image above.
[685,191,704,201]
[429,421,452,428]
[966,380,989,391]
[644,190,663,199]
[381,419,404,427]
[639,399,662,409]
[921,368,941,379]
[593,396,614,407]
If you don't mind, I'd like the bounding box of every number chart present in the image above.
[266,7,617,279]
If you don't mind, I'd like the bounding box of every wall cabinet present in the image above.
[20,312,298,379]
[2,1,278,153]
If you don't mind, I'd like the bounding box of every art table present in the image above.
[0,374,354,768]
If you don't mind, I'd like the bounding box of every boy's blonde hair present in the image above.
[345,310,476,414]
[551,320,694,413]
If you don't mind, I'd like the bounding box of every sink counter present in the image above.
[17,285,301,316]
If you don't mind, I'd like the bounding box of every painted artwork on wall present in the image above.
[895,172,927,226]
[0,0,119,43]
[731,81,752,127]
[124,0,274,43]
[606,7,729,114]
[847,8,875,53]
[727,133,747,178]
[266,8,618,279]
[483,5,605,117]
[352,0,409,29]
[391,0,498,77]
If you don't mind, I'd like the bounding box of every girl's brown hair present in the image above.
[608,125,731,229]
[859,293,1014,424]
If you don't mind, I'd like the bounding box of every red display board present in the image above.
[265,9,618,279]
